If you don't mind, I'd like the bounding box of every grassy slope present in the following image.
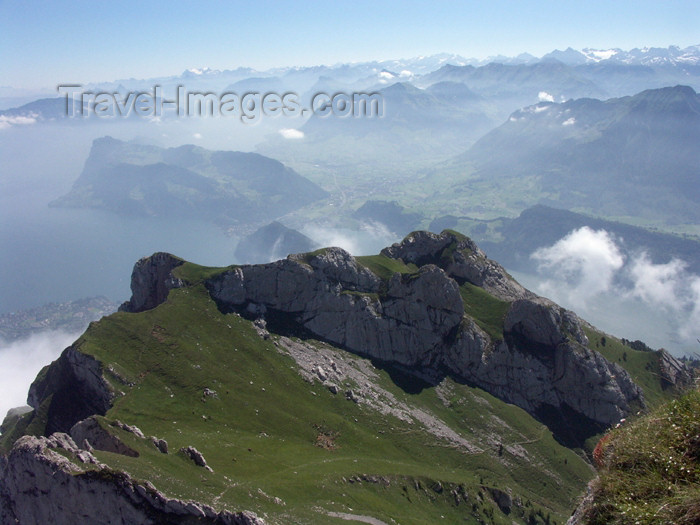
[458,283,510,342]
[355,255,419,281]
[54,283,591,524]
[582,388,700,524]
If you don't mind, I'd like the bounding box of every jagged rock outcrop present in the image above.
[0,230,657,523]
[208,248,463,367]
[119,252,185,313]
[504,298,588,348]
[658,349,694,388]
[0,433,264,525]
[29,231,644,455]
[27,344,114,435]
[203,231,644,429]
[381,231,533,301]
[180,446,211,470]
[447,320,641,427]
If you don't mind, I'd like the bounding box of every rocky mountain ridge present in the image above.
[1,230,692,524]
[122,231,649,435]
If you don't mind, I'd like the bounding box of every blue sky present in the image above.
[1,0,698,89]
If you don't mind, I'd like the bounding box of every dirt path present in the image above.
[327,511,391,525]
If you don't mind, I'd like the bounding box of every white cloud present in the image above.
[192,133,202,139]
[379,71,395,79]
[532,227,624,308]
[628,255,687,308]
[627,254,700,342]
[0,330,80,421]
[531,227,700,348]
[538,91,555,102]
[278,128,304,140]
[0,113,38,130]
[562,117,576,126]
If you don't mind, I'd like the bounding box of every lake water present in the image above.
[0,122,260,313]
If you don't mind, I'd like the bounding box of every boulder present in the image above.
[70,417,139,457]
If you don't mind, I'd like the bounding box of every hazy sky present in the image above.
[1,0,698,88]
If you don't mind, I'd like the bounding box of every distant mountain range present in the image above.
[444,85,700,223]
[4,44,698,124]
[3,47,699,232]
[258,80,500,176]
[51,137,328,227]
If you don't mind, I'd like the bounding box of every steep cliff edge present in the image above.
[566,388,700,525]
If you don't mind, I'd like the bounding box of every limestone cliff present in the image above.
[204,230,644,431]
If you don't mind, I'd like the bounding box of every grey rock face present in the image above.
[208,251,463,368]
[204,236,643,428]
[0,433,265,525]
[658,349,694,388]
[27,345,114,435]
[119,252,185,313]
[504,298,588,348]
[380,230,454,265]
[444,299,642,426]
